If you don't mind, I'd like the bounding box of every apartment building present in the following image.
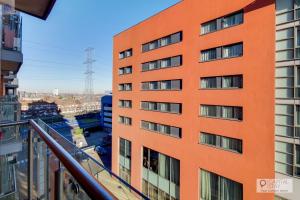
[275,0,300,200]
[101,94,113,132]
[113,0,279,199]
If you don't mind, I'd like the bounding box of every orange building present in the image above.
[112,0,281,199]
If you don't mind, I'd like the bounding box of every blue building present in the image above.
[100,94,112,132]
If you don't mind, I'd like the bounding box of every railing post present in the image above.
[27,128,33,200]
[55,162,64,200]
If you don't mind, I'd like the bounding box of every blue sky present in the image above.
[18,0,180,94]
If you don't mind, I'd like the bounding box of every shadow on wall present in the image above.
[244,0,274,13]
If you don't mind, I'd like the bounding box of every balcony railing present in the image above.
[0,96,19,122]
[4,78,19,88]
[0,120,149,200]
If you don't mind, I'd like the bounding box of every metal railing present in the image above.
[0,120,149,200]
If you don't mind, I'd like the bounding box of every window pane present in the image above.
[201,133,217,145]
[275,162,293,175]
[222,12,243,28]
[275,152,294,164]
[159,154,170,180]
[276,28,294,40]
[170,158,180,185]
[201,49,217,61]
[150,150,159,173]
[219,176,243,200]
[275,88,294,98]
[275,141,294,154]
[201,20,217,34]
[276,11,294,24]
[276,39,294,51]
[222,43,243,58]
[276,0,293,13]
[296,145,300,165]
[297,105,300,125]
[275,67,294,77]
[275,125,294,137]
[275,77,294,87]
[201,170,218,200]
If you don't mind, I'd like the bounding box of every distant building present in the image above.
[53,88,59,96]
[100,94,112,132]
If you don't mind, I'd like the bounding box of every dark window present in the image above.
[142,32,182,52]
[201,43,243,62]
[119,48,132,59]
[142,55,182,72]
[201,11,243,34]
[200,132,243,153]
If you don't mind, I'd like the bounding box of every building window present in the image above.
[201,75,242,89]
[276,27,295,61]
[200,169,243,200]
[275,141,294,176]
[142,32,182,52]
[200,132,242,153]
[119,66,132,75]
[119,48,132,59]
[201,10,243,34]
[142,147,180,200]
[141,101,181,114]
[141,80,182,91]
[118,116,132,125]
[274,65,300,98]
[201,43,243,62]
[200,105,243,120]
[276,0,300,24]
[118,83,132,91]
[222,43,243,58]
[141,120,182,138]
[142,55,182,72]
[119,138,131,184]
[118,100,132,108]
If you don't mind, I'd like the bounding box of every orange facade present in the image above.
[113,0,275,199]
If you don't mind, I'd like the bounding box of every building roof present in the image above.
[0,0,56,20]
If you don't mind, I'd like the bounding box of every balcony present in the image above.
[0,95,20,122]
[1,5,23,73]
[4,78,18,89]
[0,119,148,200]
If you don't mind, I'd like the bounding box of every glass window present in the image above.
[149,150,159,173]
[201,77,217,88]
[275,152,294,164]
[159,154,170,180]
[276,0,294,13]
[201,170,242,200]
[201,21,217,34]
[296,145,300,165]
[201,49,217,61]
[276,39,294,51]
[222,12,243,28]
[170,158,180,185]
[200,133,217,146]
[276,67,294,77]
[222,43,243,58]
[275,104,294,115]
[275,88,294,98]
[275,162,293,175]
[276,11,294,24]
[275,141,294,154]
[276,28,294,40]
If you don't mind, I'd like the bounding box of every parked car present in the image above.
[94,145,107,155]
